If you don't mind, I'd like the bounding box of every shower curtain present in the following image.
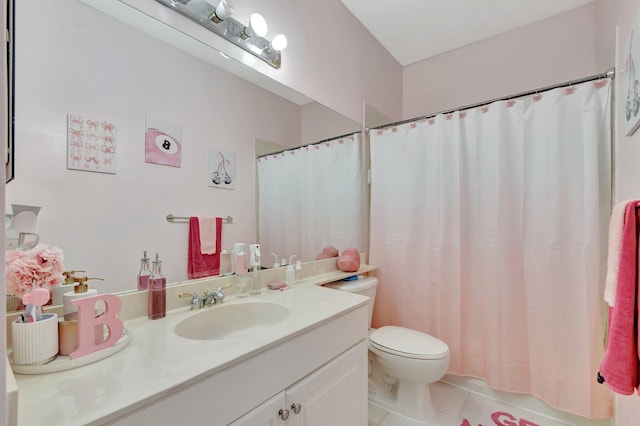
[369,80,613,418]
[257,133,362,263]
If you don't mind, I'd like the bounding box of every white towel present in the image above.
[198,216,217,255]
[604,200,632,306]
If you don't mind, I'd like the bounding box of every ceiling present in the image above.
[339,0,596,66]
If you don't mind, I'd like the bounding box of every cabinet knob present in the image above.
[278,408,290,420]
[291,403,302,414]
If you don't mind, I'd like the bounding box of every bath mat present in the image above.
[457,393,566,426]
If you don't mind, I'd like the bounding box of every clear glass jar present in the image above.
[137,251,151,291]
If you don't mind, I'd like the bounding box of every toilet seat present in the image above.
[369,326,449,360]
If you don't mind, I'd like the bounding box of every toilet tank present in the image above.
[324,276,378,328]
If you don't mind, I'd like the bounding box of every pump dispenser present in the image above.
[148,253,166,320]
[137,251,151,291]
[249,244,261,269]
[285,255,297,287]
[232,243,247,274]
[220,250,232,275]
[53,270,85,305]
[63,270,85,285]
[295,260,302,282]
[285,264,295,286]
[235,252,249,298]
[63,276,104,320]
[249,244,261,294]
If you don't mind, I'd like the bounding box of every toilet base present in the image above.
[368,359,436,423]
[396,379,436,420]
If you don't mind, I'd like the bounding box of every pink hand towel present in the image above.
[599,200,640,395]
[188,217,222,279]
[198,216,218,255]
[604,200,632,306]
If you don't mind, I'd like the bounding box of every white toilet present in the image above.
[325,276,450,424]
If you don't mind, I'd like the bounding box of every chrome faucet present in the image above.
[203,284,232,306]
[178,292,202,310]
[179,284,232,309]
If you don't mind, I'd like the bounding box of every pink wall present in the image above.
[402,4,598,120]
[301,102,360,145]
[266,0,403,123]
[601,0,640,203]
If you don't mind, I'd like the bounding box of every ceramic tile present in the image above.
[457,393,539,426]
[533,412,612,426]
[379,411,423,426]
[376,410,457,426]
[369,402,389,424]
[530,413,572,426]
[427,411,458,426]
[430,381,469,418]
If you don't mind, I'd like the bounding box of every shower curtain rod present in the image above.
[256,131,360,159]
[366,68,615,132]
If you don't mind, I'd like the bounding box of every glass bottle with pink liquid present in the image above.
[148,253,166,320]
[137,251,151,291]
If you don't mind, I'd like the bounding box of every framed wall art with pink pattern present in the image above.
[67,114,117,174]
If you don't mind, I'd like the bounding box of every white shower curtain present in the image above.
[257,133,362,263]
[369,80,613,418]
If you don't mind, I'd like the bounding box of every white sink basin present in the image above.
[174,301,291,340]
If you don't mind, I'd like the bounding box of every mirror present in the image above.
[5,0,361,311]
[255,101,361,264]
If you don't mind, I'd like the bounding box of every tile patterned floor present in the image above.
[368,381,608,426]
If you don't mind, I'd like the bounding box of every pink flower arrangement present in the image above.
[6,244,65,297]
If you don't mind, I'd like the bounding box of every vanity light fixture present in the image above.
[267,34,288,52]
[155,0,286,69]
[241,13,268,39]
[208,0,234,23]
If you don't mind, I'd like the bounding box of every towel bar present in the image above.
[166,214,233,224]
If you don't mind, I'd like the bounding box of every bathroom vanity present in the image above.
[8,265,375,425]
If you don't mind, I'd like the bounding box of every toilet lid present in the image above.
[369,326,449,360]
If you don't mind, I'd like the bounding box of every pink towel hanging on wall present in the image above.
[188,216,222,279]
[599,200,640,395]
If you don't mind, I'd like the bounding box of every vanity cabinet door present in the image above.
[285,340,367,426]
[232,340,367,426]
[231,392,286,426]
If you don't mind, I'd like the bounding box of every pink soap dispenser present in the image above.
[148,253,166,320]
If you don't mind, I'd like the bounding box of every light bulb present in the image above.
[270,34,287,51]
[215,0,234,20]
[209,0,233,23]
[246,13,268,38]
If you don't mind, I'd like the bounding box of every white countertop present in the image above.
[13,283,369,425]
